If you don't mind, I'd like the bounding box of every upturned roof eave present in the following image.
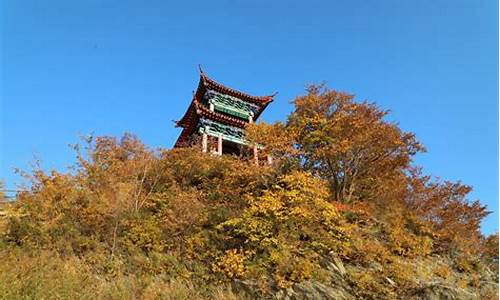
[198,68,275,105]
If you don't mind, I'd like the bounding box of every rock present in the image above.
[291,278,355,300]
[322,256,347,277]
[385,277,396,286]
[408,283,477,300]
[332,257,347,276]
[233,256,498,300]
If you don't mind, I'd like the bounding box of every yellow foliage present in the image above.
[433,264,452,280]
[213,249,249,278]
[350,270,395,299]
[1,98,495,299]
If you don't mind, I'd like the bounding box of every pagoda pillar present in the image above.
[253,145,259,166]
[202,132,208,153]
[217,135,223,155]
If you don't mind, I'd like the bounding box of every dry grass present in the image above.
[0,249,247,300]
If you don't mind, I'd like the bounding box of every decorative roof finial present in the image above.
[198,64,205,75]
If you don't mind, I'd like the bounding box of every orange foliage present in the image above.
[1,83,496,299]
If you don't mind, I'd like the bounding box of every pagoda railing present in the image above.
[198,118,247,145]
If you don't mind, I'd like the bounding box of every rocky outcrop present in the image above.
[235,256,498,300]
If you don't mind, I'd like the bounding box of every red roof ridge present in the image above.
[198,68,275,105]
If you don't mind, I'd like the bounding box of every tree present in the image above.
[215,171,347,287]
[405,168,490,255]
[287,84,424,203]
[482,233,499,272]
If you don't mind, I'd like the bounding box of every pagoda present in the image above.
[174,68,274,164]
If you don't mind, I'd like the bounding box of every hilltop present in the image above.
[0,85,497,299]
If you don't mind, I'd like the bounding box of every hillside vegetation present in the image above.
[0,85,498,299]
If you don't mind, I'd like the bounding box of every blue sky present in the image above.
[1,0,498,234]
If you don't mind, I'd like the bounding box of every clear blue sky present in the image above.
[1,0,498,234]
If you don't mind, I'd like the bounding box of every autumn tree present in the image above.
[405,169,490,256]
[1,83,496,299]
[287,85,424,203]
[246,121,298,161]
[214,171,347,288]
[250,84,491,258]
[482,233,499,273]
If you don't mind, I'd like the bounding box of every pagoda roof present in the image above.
[174,70,275,147]
[199,70,275,105]
[176,96,248,129]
